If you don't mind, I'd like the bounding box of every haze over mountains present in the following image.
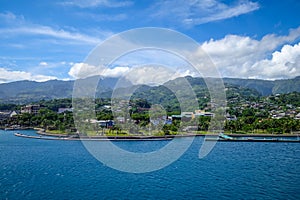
[0,76,299,104]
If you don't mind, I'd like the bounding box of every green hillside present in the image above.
[0,76,299,104]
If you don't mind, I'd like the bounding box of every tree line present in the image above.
[1,92,300,135]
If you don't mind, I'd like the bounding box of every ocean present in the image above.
[1,130,299,199]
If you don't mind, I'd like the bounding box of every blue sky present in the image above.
[0,0,300,83]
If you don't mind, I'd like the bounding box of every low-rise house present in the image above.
[58,108,73,114]
[89,119,115,128]
[9,111,19,117]
[181,112,194,118]
[286,110,296,118]
[226,114,237,121]
[194,110,214,117]
[21,105,41,115]
[0,112,10,121]
[98,120,114,128]
[171,115,182,120]
[272,112,285,119]
[0,111,19,121]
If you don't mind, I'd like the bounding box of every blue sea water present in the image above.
[0,130,299,199]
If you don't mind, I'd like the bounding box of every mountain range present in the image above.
[0,76,299,104]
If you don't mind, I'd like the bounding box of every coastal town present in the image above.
[1,92,299,135]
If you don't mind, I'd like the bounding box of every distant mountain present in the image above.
[273,76,300,94]
[0,76,120,104]
[222,78,274,96]
[0,80,74,103]
[0,76,299,104]
[223,76,300,96]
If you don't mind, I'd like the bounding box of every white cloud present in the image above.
[124,65,196,85]
[185,1,259,25]
[113,49,189,67]
[75,12,127,22]
[0,12,101,45]
[39,62,48,66]
[68,62,132,79]
[0,68,57,83]
[151,0,259,26]
[60,0,133,8]
[0,26,101,45]
[251,43,300,79]
[102,66,130,77]
[201,26,300,79]
[67,62,196,84]
[68,63,101,78]
[0,11,18,21]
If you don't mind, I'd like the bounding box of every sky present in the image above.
[0,0,300,83]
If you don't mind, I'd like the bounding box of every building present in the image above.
[194,110,214,117]
[89,119,115,128]
[171,115,182,120]
[181,112,194,118]
[225,113,237,121]
[272,112,285,119]
[58,108,73,114]
[21,105,41,115]
[98,120,114,128]
[0,111,11,121]
[103,105,111,109]
[0,111,19,121]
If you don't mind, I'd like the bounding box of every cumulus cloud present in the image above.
[251,43,300,79]
[68,62,196,85]
[201,26,300,79]
[102,66,130,77]
[0,68,57,83]
[68,63,101,79]
[124,65,196,85]
[68,62,131,79]
[68,27,300,82]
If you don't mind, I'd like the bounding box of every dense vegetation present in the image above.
[1,90,299,135]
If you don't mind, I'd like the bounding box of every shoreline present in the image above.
[14,132,174,141]
[36,128,300,138]
[12,129,300,142]
[14,132,300,142]
[4,127,300,142]
[2,127,300,138]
